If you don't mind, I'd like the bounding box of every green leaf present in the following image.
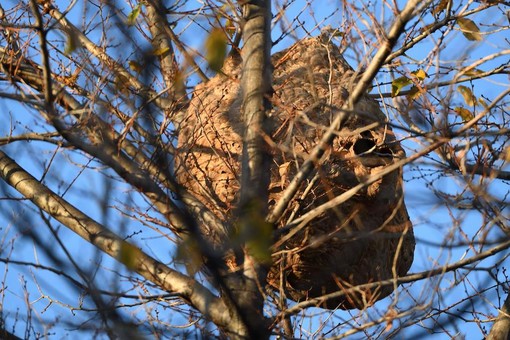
[245,219,273,265]
[238,199,273,265]
[205,28,227,72]
[391,76,412,97]
[127,4,141,26]
[118,242,141,270]
[64,31,80,55]
[457,18,482,41]
[454,107,474,122]
[175,239,203,275]
[457,85,477,106]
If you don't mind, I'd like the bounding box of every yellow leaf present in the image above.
[501,146,510,163]
[457,85,477,106]
[174,69,185,94]
[421,23,436,33]
[128,60,143,73]
[384,308,398,333]
[411,69,427,81]
[407,86,422,100]
[114,74,130,95]
[153,46,170,56]
[225,18,236,38]
[278,161,291,189]
[127,4,141,26]
[478,97,489,109]
[118,242,142,270]
[205,28,227,72]
[391,76,412,97]
[464,68,484,77]
[454,107,474,122]
[457,18,482,41]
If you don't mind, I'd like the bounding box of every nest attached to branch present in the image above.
[175,36,415,310]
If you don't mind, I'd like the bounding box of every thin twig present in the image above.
[267,0,433,225]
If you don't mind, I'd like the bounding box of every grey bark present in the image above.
[488,293,510,340]
[0,150,235,331]
[223,1,273,338]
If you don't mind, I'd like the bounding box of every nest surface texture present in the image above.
[176,36,415,310]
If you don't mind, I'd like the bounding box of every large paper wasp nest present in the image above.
[175,36,415,309]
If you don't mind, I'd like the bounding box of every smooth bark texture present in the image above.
[488,294,510,340]
[230,1,273,338]
[0,150,234,330]
[240,0,272,202]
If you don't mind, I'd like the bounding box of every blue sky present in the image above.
[0,0,509,338]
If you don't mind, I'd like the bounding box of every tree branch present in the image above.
[487,292,510,340]
[145,0,188,108]
[240,0,272,204]
[280,85,509,237]
[0,46,229,249]
[0,150,233,330]
[44,3,171,109]
[267,0,433,224]
[225,1,273,338]
[282,236,510,316]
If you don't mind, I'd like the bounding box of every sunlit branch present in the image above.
[372,63,509,98]
[44,3,171,109]
[145,0,189,107]
[0,150,233,329]
[384,4,504,65]
[267,0,434,225]
[0,132,65,146]
[291,86,509,229]
[283,236,510,316]
[487,293,510,340]
[0,46,227,246]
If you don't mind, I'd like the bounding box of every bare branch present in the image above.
[44,3,171,109]
[222,1,274,338]
[0,132,64,146]
[487,293,510,340]
[283,85,509,232]
[145,0,188,107]
[267,0,433,224]
[240,0,272,204]
[0,45,228,246]
[0,150,233,329]
[283,236,510,316]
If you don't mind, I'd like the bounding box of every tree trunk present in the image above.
[224,1,273,338]
[488,293,510,340]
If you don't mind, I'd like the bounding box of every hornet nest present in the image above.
[175,35,415,310]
